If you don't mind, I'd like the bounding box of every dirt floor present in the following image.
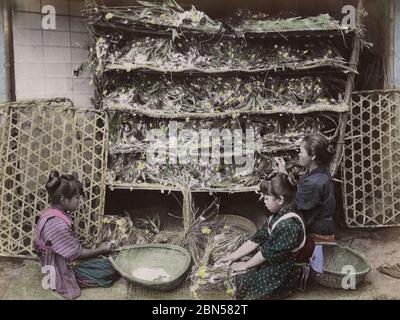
[1,226,400,300]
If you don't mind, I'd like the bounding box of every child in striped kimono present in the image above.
[34,171,120,299]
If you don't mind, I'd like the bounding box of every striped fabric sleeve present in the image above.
[43,217,83,262]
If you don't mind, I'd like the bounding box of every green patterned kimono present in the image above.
[236,206,305,300]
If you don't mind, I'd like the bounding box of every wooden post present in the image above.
[182,186,193,231]
[332,0,365,175]
[2,0,15,102]
[386,0,395,89]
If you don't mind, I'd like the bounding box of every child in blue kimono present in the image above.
[275,133,336,246]
[275,134,336,287]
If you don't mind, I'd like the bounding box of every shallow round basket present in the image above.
[215,215,257,234]
[311,243,371,289]
[110,244,192,291]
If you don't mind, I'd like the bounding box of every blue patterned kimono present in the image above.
[236,206,305,300]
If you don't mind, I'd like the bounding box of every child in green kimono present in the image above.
[217,173,305,300]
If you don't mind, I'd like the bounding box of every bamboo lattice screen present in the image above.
[0,99,108,258]
[343,90,400,227]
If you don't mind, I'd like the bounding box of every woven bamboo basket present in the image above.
[215,215,257,234]
[110,244,192,291]
[311,243,371,289]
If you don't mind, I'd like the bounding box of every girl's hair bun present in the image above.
[302,134,335,166]
[46,170,61,193]
[260,172,297,204]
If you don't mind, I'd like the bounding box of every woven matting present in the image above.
[0,99,108,257]
[128,283,229,300]
[343,90,400,227]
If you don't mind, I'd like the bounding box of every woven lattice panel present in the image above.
[0,99,108,257]
[343,90,400,227]
[0,106,8,169]
[0,106,9,223]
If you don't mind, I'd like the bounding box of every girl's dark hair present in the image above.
[260,172,297,204]
[302,134,335,167]
[45,170,83,205]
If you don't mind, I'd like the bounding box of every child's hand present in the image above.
[215,255,234,267]
[274,157,287,174]
[231,262,249,275]
[99,242,112,254]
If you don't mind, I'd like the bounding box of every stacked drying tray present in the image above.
[84,0,360,193]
